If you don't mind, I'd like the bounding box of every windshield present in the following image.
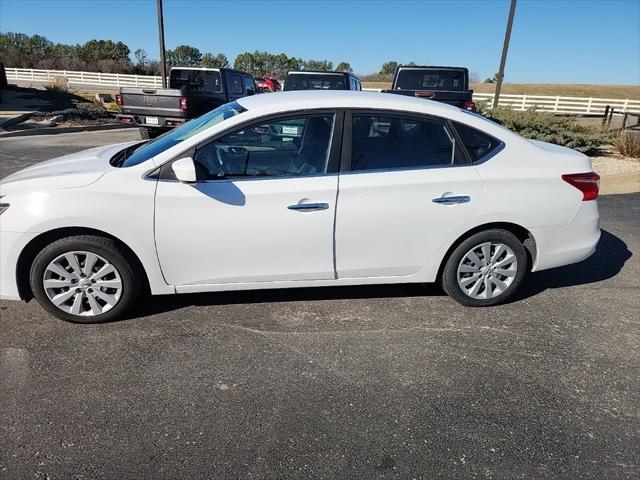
[119,101,246,168]
[395,69,466,91]
[284,74,346,91]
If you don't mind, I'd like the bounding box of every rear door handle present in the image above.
[432,195,471,205]
[287,202,329,211]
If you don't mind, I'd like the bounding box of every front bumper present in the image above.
[0,231,39,301]
[530,200,601,272]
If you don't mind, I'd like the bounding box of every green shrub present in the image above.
[478,106,612,156]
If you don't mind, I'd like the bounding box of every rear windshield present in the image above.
[169,69,222,92]
[395,69,466,91]
[117,101,245,168]
[284,74,346,91]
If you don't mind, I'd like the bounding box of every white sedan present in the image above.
[0,91,600,323]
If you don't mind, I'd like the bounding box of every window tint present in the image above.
[193,114,334,179]
[169,69,221,91]
[227,74,243,94]
[284,74,346,91]
[350,114,462,171]
[453,122,502,162]
[395,69,466,91]
[243,76,256,95]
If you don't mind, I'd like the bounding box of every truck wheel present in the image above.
[139,127,163,139]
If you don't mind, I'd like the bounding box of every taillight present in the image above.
[115,93,123,107]
[562,172,600,201]
[179,97,187,111]
[464,100,476,111]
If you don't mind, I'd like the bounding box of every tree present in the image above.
[79,39,130,62]
[201,52,229,68]
[303,59,333,71]
[484,73,499,83]
[469,71,481,84]
[233,51,301,77]
[134,48,148,68]
[166,45,202,67]
[335,62,352,73]
[380,61,398,76]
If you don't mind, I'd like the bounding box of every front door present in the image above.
[155,112,339,286]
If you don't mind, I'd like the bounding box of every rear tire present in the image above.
[441,229,527,307]
[30,235,140,323]
[139,127,163,139]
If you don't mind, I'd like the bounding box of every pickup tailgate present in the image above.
[120,87,185,118]
[382,89,472,108]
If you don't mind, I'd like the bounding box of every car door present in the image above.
[335,111,484,278]
[154,111,342,286]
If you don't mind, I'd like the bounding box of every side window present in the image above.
[193,114,334,180]
[350,114,463,171]
[453,122,503,162]
[227,74,243,95]
[243,76,256,96]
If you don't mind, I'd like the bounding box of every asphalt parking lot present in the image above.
[1,130,639,479]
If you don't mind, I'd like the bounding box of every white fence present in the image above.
[6,67,640,115]
[5,67,163,88]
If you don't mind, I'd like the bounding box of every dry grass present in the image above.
[615,131,640,158]
[362,82,640,100]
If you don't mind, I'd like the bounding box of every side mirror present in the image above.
[172,157,196,183]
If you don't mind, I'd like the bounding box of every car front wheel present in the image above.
[30,235,140,323]
[441,229,528,307]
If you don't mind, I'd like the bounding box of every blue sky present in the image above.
[1,0,639,84]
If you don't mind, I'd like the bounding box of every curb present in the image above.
[0,123,135,138]
[0,111,35,129]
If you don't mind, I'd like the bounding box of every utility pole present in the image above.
[156,0,167,88]
[493,0,517,110]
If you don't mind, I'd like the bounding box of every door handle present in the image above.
[432,195,471,205]
[287,202,329,211]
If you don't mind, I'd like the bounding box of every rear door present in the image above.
[334,111,484,278]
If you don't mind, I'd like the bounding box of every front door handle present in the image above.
[432,195,471,205]
[287,202,329,211]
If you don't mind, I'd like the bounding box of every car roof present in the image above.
[237,90,460,116]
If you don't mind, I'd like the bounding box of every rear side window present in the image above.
[227,74,243,94]
[350,114,465,171]
[243,76,256,95]
[453,122,503,162]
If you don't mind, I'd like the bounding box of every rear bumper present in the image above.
[531,200,601,271]
[0,231,39,301]
[115,114,186,129]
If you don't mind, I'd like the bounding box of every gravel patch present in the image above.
[590,155,640,176]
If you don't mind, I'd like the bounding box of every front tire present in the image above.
[441,229,528,307]
[30,235,140,323]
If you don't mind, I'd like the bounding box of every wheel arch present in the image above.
[436,222,537,282]
[16,227,150,301]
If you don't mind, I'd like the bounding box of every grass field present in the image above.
[362,82,640,100]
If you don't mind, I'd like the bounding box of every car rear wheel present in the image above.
[30,235,140,323]
[441,229,528,307]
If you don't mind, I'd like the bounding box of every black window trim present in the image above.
[157,109,344,182]
[450,121,505,165]
[340,108,472,174]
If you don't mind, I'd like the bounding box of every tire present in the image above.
[441,229,528,307]
[30,235,141,323]
[139,127,163,139]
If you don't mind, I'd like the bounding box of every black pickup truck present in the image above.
[116,67,256,138]
[382,66,476,111]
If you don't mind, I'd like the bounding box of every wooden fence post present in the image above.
[586,98,593,115]
[554,96,560,113]
[602,105,609,125]
[607,108,615,127]
[521,94,527,110]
